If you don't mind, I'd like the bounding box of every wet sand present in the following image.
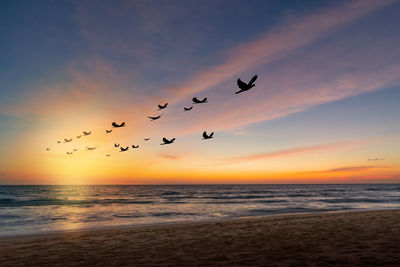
[0,209,399,266]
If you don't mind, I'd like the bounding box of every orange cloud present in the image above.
[158,152,182,160]
[310,165,389,173]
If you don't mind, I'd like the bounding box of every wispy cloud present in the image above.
[319,165,388,173]
[159,0,400,135]
[221,139,366,164]
[167,0,397,101]
[158,152,182,160]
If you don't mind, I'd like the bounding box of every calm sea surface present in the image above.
[0,184,399,237]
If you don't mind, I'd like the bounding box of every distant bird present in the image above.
[161,137,176,145]
[148,114,162,121]
[120,146,129,152]
[236,75,258,94]
[184,106,193,111]
[73,149,77,151]
[57,141,61,143]
[202,131,214,140]
[114,143,120,147]
[132,145,139,149]
[64,138,72,143]
[86,147,96,151]
[76,135,82,138]
[144,138,150,141]
[106,154,111,157]
[158,103,168,110]
[106,129,112,134]
[46,148,51,151]
[192,97,207,104]
[112,122,125,128]
[83,131,91,136]
[66,152,73,155]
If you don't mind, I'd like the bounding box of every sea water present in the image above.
[0,184,399,237]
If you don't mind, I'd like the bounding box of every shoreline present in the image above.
[1,209,399,266]
[1,207,398,240]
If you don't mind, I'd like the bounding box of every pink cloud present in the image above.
[167,0,397,101]
[148,0,400,135]
[220,138,372,164]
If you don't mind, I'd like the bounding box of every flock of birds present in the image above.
[45,75,258,156]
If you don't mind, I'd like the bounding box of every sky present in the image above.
[0,0,399,184]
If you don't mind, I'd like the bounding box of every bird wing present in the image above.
[112,122,118,127]
[237,78,247,88]
[162,137,169,143]
[249,75,258,85]
[210,132,214,137]
[202,131,208,139]
[171,138,175,142]
[192,97,199,103]
[158,104,162,109]
[120,122,125,127]
[203,97,207,102]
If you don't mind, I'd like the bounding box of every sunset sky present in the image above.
[1,0,399,184]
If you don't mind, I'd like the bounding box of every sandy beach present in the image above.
[0,209,399,266]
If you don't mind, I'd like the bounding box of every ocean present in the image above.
[0,184,399,237]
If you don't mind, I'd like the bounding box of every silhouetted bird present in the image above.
[192,97,207,104]
[66,152,73,155]
[83,131,91,136]
[64,138,72,143]
[148,114,162,121]
[112,122,125,128]
[184,106,193,111]
[132,145,139,148]
[236,75,258,94]
[106,129,112,134]
[114,143,120,147]
[46,148,51,151]
[76,135,82,138]
[161,137,175,145]
[73,149,77,151]
[57,141,61,143]
[106,154,111,157]
[120,146,129,152]
[144,138,150,141]
[202,131,214,140]
[158,103,168,110]
[86,147,96,150]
